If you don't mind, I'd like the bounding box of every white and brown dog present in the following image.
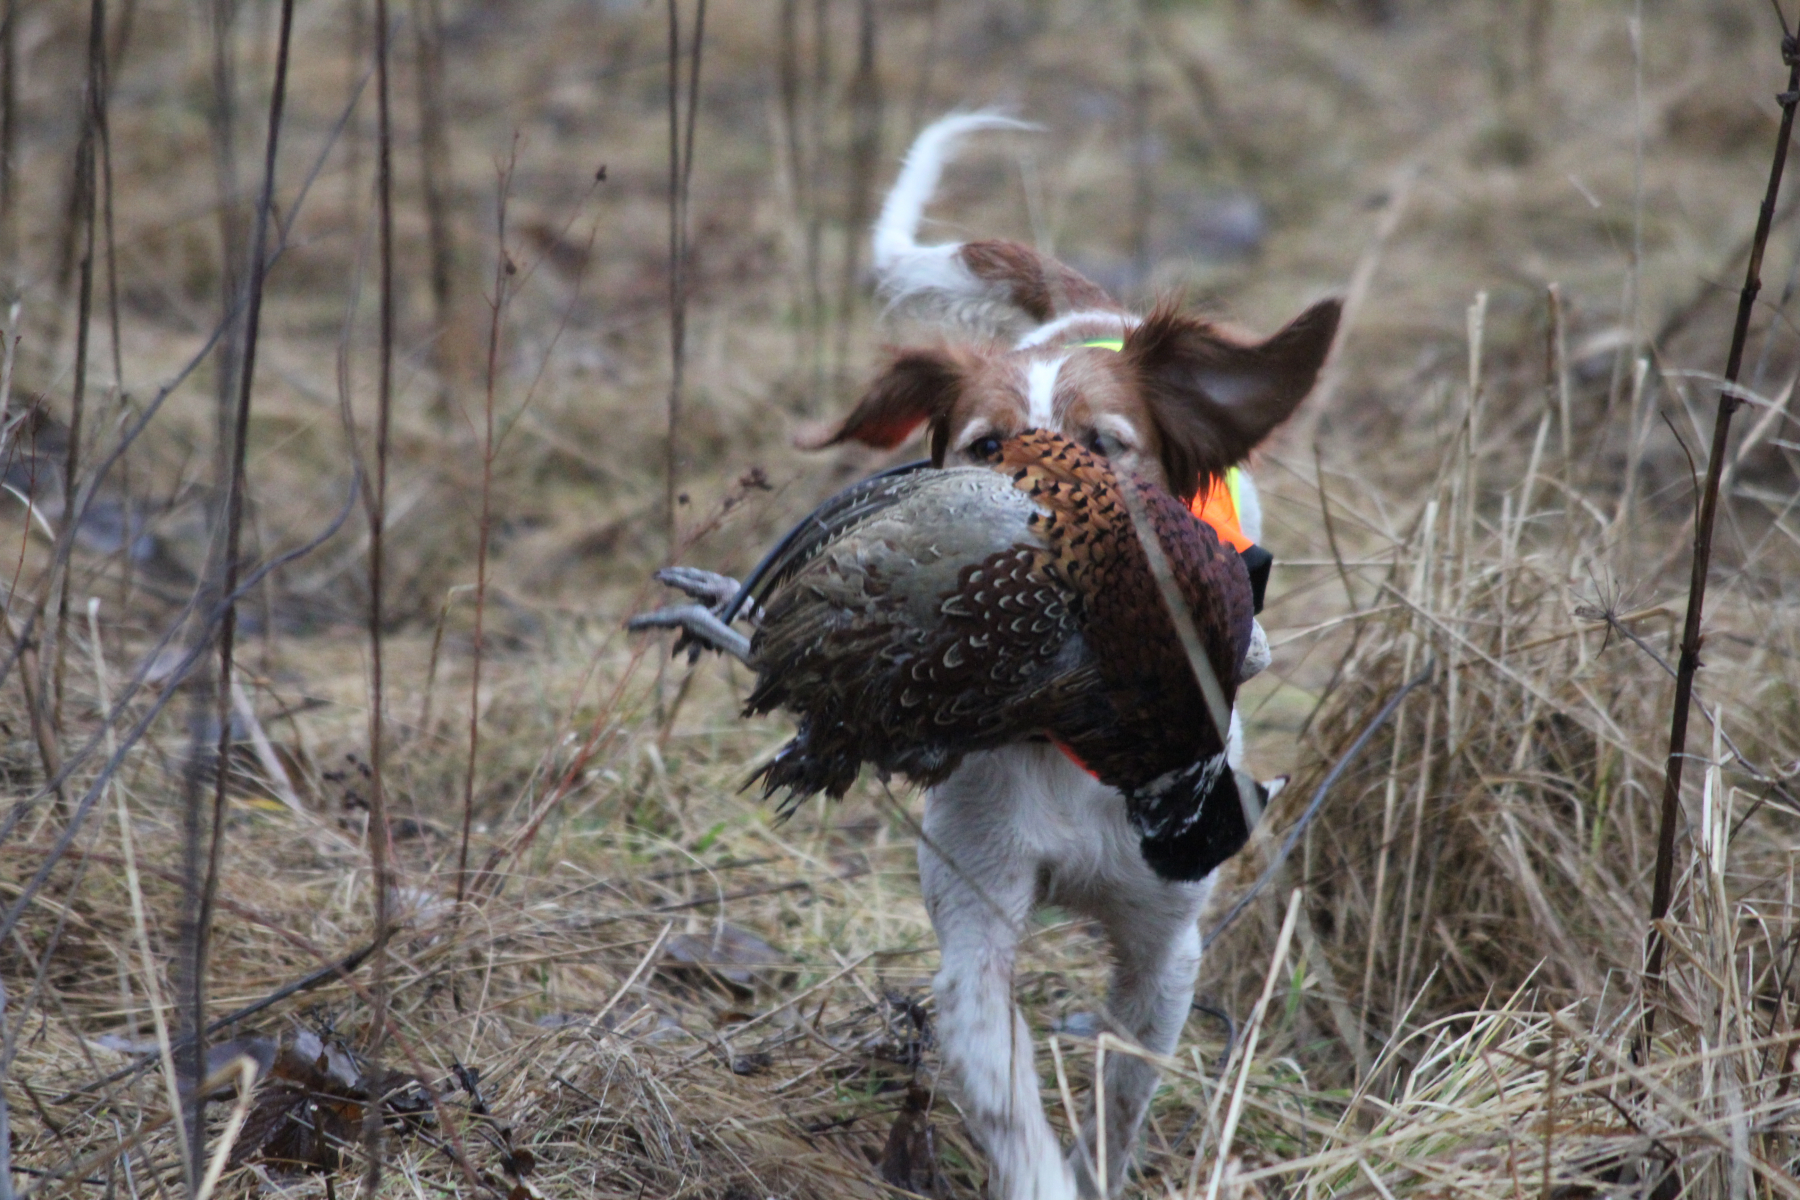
[649,114,1338,1198]
[797,114,1337,1200]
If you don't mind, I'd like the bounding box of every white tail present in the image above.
[871,112,1038,330]
[873,111,1034,272]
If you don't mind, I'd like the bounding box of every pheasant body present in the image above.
[731,430,1255,881]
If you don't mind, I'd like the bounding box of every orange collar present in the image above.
[1189,473,1251,552]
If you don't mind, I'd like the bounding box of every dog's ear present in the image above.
[1124,299,1341,499]
[796,348,965,466]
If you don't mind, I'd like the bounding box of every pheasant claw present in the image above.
[626,604,753,664]
[652,566,744,609]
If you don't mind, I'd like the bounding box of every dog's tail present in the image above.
[872,112,1120,337]
[872,112,1030,275]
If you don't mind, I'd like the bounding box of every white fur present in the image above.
[1026,356,1067,427]
[1090,413,1142,454]
[874,112,1034,271]
[1234,472,1264,545]
[950,417,996,456]
[1241,623,1271,683]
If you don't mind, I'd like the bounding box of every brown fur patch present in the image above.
[959,239,1119,321]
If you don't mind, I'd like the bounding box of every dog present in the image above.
[791,113,1339,1198]
[640,112,1338,1197]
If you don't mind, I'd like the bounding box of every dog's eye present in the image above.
[969,435,1003,460]
[1083,430,1125,458]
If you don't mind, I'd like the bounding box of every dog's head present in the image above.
[802,298,1341,503]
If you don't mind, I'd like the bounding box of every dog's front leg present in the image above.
[1071,886,1207,1196]
[921,756,1075,1200]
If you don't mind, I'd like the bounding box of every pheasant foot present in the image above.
[626,604,753,663]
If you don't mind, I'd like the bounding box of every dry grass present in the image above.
[2,0,1799,1197]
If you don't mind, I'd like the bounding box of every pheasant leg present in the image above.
[651,566,744,611]
[625,605,752,663]
[628,567,761,662]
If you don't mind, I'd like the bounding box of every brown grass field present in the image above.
[1,0,1799,1196]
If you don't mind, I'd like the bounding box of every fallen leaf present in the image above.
[879,1084,946,1198]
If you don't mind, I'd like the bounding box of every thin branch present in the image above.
[834,0,879,375]
[207,0,245,494]
[410,0,455,415]
[95,3,121,396]
[193,0,296,1180]
[365,0,396,1186]
[0,0,15,281]
[94,0,127,618]
[665,0,706,562]
[459,144,518,904]
[0,960,10,1200]
[45,0,108,805]
[1643,22,1800,1026]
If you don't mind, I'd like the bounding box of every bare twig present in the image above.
[44,0,108,801]
[805,0,830,404]
[95,2,121,396]
[664,0,707,562]
[365,0,397,1185]
[0,970,11,1200]
[459,145,518,904]
[0,0,14,283]
[191,0,295,1178]
[834,0,879,375]
[1644,20,1800,1024]
[1547,283,1572,479]
[1128,3,1152,290]
[207,0,245,497]
[411,0,455,415]
[1314,444,1360,614]
[776,0,808,378]
[93,0,127,615]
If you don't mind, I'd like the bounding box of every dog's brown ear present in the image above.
[1124,298,1341,499]
[795,348,965,465]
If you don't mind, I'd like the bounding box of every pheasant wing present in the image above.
[745,468,1089,801]
[723,459,932,622]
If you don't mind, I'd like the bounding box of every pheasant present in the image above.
[631,428,1256,882]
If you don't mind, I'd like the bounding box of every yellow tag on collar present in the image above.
[1079,338,1124,351]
